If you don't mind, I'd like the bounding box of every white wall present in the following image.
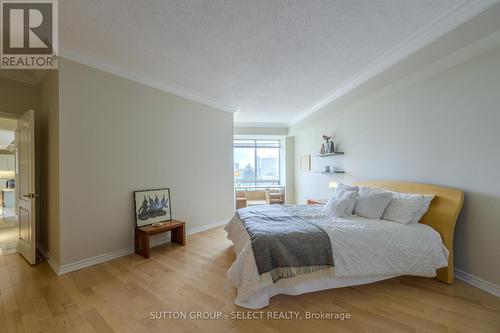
[234,125,288,136]
[58,59,234,266]
[291,42,500,286]
[38,70,60,264]
[0,77,39,115]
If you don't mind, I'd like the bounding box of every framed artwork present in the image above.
[300,154,311,171]
[134,188,172,227]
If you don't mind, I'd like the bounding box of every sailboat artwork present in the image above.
[134,188,172,227]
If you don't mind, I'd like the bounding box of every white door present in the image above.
[17,110,36,264]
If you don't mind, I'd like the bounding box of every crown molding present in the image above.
[288,0,499,126]
[233,122,288,128]
[60,49,239,114]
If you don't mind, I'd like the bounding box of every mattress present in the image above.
[225,204,449,308]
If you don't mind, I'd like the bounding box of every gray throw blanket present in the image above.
[237,205,334,282]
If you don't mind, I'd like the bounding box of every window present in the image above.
[234,139,280,187]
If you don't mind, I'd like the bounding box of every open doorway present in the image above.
[0,118,17,255]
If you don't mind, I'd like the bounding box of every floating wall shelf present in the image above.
[313,170,346,174]
[315,152,345,157]
[312,145,346,173]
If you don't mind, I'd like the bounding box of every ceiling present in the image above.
[60,0,497,125]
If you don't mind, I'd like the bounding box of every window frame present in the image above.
[233,139,281,187]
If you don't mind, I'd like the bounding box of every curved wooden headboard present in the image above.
[354,180,464,284]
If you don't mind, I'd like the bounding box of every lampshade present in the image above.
[329,181,338,189]
[0,171,15,179]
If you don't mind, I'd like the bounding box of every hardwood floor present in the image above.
[1,226,499,332]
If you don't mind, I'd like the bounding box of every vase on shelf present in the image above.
[328,140,335,153]
[321,135,335,155]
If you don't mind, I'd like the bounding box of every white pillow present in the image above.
[335,183,359,194]
[354,192,393,219]
[358,186,389,196]
[324,190,359,217]
[383,192,435,224]
[412,194,434,223]
[333,184,359,215]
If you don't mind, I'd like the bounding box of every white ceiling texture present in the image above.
[60,0,498,126]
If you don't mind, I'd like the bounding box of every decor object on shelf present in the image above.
[333,167,345,174]
[321,135,335,154]
[300,154,311,171]
[325,166,331,173]
[134,188,172,227]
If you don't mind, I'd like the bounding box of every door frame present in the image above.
[0,111,37,261]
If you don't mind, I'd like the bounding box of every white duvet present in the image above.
[225,205,449,305]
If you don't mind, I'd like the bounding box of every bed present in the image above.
[225,180,464,309]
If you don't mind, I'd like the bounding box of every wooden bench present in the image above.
[134,220,185,258]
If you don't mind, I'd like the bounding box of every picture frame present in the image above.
[134,188,172,227]
[300,154,311,171]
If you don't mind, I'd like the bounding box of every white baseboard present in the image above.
[186,220,227,235]
[49,220,227,276]
[58,246,135,275]
[455,268,500,297]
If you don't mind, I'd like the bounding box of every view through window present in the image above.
[234,139,280,187]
